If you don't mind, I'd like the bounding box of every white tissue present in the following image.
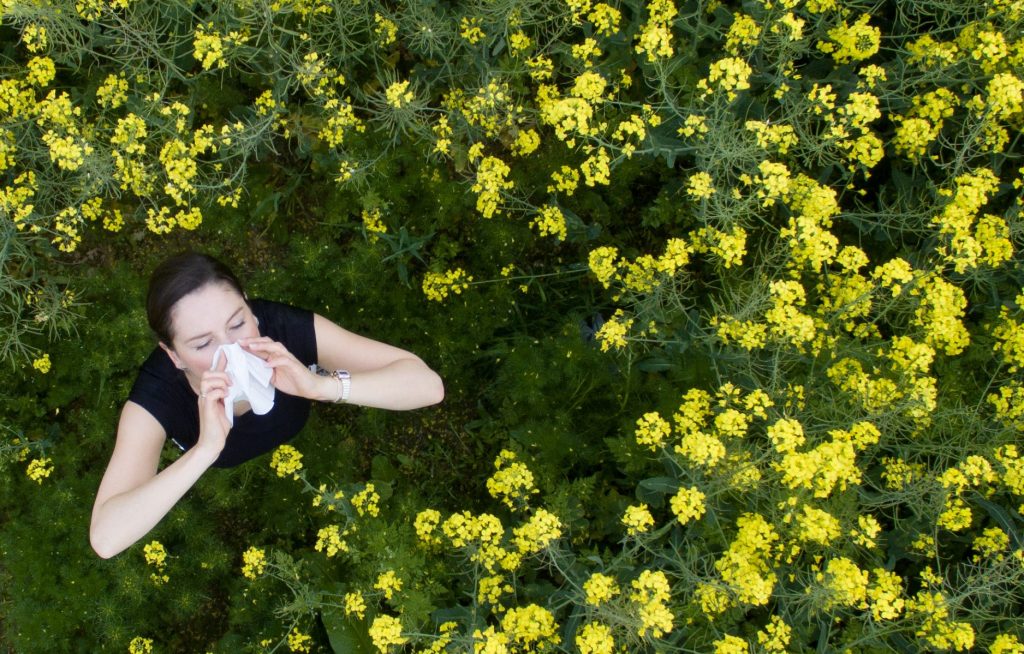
[211,342,276,426]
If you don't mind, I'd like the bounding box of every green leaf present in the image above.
[974,494,1024,549]
[636,356,673,373]
[322,606,375,654]
[372,454,398,483]
[636,477,676,506]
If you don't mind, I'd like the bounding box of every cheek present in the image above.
[246,320,262,339]
[183,350,216,372]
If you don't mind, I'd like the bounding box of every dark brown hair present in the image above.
[146,252,246,344]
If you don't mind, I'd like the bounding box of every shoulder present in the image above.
[130,347,181,397]
[251,298,317,365]
[251,298,313,328]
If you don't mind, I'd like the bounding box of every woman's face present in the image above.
[160,282,261,382]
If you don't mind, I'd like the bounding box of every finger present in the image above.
[239,336,275,349]
[264,351,301,367]
[198,385,228,405]
[199,375,231,396]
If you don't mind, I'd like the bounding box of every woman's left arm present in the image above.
[310,313,444,410]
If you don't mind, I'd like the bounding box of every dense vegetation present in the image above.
[2,0,1024,652]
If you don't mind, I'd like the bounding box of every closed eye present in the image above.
[231,320,245,330]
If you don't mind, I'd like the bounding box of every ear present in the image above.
[159,342,185,370]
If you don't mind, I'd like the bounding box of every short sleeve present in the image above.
[127,349,198,446]
[250,299,318,366]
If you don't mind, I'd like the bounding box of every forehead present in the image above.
[170,282,247,340]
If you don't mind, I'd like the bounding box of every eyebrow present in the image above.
[184,306,246,344]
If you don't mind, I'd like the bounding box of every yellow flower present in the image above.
[373,13,398,46]
[635,0,678,62]
[634,412,671,451]
[714,513,779,606]
[509,31,532,53]
[580,147,611,186]
[414,508,443,545]
[669,485,706,524]
[32,353,51,374]
[385,80,414,109]
[571,38,602,66]
[193,23,228,70]
[697,57,752,101]
[241,546,266,580]
[344,591,367,619]
[478,574,513,605]
[583,572,620,605]
[471,156,513,218]
[587,3,621,36]
[714,635,748,654]
[622,503,655,535]
[511,128,540,157]
[595,310,633,352]
[144,540,169,585]
[143,540,167,567]
[795,504,841,545]
[270,444,304,479]
[486,449,539,510]
[460,17,485,44]
[501,604,560,649]
[26,56,56,87]
[991,634,1024,654]
[587,247,619,288]
[576,621,614,654]
[370,615,407,651]
[422,268,473,302]
[686,171,715,199]
[725,13,761,55]
[756,615,792,653]
[820,557,868,609]
[287,627,312,653]
[530,205,567,241]
[26,457,53,484]
[21,23,48,53]
[362,207,387,240]
[512,508,563,554]
[128,637,153,654]
[867,568,904,620]
[817,14,880,63]
[315,524,349,557]
[375,570,403,600]
[96,73,128,109]
[629,569,674,638]
[352,483,381,517]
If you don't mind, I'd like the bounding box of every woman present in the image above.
[90,252,444,559]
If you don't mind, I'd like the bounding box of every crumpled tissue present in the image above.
[211,342,275,426]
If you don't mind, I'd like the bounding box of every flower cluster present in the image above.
[270,444,304,479]
[25,457,53,484]
[143,540,169,585]
[241,546,266,580]
[422,268,473,302]
[486,449,539,511]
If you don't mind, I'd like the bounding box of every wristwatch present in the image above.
[331,369,351,403]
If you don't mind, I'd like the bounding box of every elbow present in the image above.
[91,534,118,560]
[424,369,445,407]
[90,519,123,560]
[433,374,445,405]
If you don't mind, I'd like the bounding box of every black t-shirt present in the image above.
[127,299,318,468]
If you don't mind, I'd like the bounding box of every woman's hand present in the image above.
[239,336,327,401]
[196,355,232,455]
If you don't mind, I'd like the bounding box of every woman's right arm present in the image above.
[89,400,224,559]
